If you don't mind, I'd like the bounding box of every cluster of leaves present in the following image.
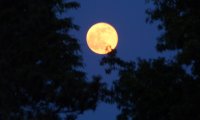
[101,0,200,120]
[0,0,102,119]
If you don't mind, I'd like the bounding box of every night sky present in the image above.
[66,0,173,120]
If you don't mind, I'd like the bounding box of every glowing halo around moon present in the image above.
[86,22,118,54]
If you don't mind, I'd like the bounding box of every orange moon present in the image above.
[86,22,118,54]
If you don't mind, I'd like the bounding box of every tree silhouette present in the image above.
[146,0,200,77]
[0,0,101,119]
[101,0,200,120]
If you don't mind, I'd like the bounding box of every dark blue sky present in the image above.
[66,0,173,120]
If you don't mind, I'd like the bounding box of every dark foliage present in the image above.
[0,0,101,119]
[101,0,200,120]
[146,0,200,76]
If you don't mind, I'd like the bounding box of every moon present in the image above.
[86,22,118,54]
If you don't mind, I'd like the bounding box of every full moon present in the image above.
[86,22,118,54]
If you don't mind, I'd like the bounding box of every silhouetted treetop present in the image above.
[146,0,200,77]
[0,0,101,119]
[100,0,200,120]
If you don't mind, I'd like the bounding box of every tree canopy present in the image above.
[101,0,200,120]
[0,0,101,119]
